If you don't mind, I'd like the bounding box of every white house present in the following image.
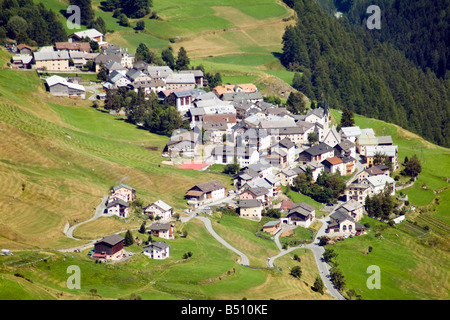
[339,126,362,143]
[142,242,170,260]
[185,180,226,205]
[238,199,263,221]
[106,198,129,218]
[143,200,172,221]
[362,175,396,196]
[282,202,315,228]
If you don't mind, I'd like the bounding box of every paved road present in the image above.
[267,214,346,300]
[196,216,250,266]
[64,195,108,240]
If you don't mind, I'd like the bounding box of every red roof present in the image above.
[178,162,209,170]
[324,156,344,165]
[281,200,295,210]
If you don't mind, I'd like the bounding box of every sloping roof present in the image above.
[303,142,333,156]
[34,50,69,61]
[152,200,172,212]
[144,241,169,250]
[330,209,354,223]
[96,234,124,246]
[189,180,225,193]
[365,145,398,157]
[239,199,262,208]
[112,184,135,192]
[322,156,344,166]
[165,73,195,84]
[340,126,362,137]
[106,198,129,208]
[291,202,315,213]
[263,220,281,228]
[364,175,395,188]
[71,28,103,40]
[46,75,85,92]
[341,199,364,212]
[55,42,91,52]
[150,223,172,231]
[279,138,295,149]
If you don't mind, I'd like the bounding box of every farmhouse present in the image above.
[339,199,365,221]
[321,156,345,175]
[11,54,33,69]
[34,50,70,71]
[106,198,129,218]
[283,202,315,228]
[143,200,172,221]
[238,199,263,221]
[69,28,104,44]
[239,186,271,207]
[111,184,136,202]
[345,183,372,204]
[262,220,281,235]
[298,142,334,164]
[149,223,174,240]
[143,242,170,260]
[326,209,366,236]
[362,175,396,196]
[185,180,226,205]
[45,75,86,99]
[92,234,124,260]
[16,44,33,55]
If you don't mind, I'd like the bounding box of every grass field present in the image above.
[35,0,298,99]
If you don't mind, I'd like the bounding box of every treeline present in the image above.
[103,88,188,136]
[293,169,346,204]
[0,0,67,46]
[345,0,450,80]
[100,0,153,19]
[281,0,450,148]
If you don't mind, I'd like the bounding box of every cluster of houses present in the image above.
[92,184,177,261]
[180,98,399,239]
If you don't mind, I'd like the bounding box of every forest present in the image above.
[282,0,450,148]
[0,0,67,46]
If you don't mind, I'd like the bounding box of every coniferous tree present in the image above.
[124,230,134,246]
[175,47,190,70]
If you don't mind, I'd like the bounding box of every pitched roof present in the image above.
[322,156,344,166]
[112,184,135,192]
[152,200,172,212]
[340,126,362,137]
[239,199,263,208]
[303,142,333,156]
[279,138,295,149]
[263,220,281,228]
[106,198,129,208]
[71,28,103,40]
[96,234,124,246]
[144,241,169,250]
[189,180,225,193]
[34,50,69,61]
[150,223,172,231]
[330,209,354,223]
[55,42,91,52]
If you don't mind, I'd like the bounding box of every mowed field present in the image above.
[330,110,450,300]
[0,52,232,250]
[36,0,298,97]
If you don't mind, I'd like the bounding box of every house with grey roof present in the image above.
[185,180,226,205]
[45,75,85,99]
[283,202,316,228]
[165,73,196,91]
[238,199,263,221]
[339,126,362,143]
[143,241,170,260]
[326,209,366,236]
[143,200,172,221]
[34,50,70,71]
[298,142,334,164]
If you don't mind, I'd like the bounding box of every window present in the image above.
[343,225,347,231]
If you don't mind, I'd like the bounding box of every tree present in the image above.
[323,247,337,264]
[118,13,130,27]
[139,222,146,234]
[161,47,175,69]
[70,0,95,26]
[136,43,150,62]
[404,154,422,178]
[124,230,134,246]
[313,275,324,294]
[286,91,306,115]
[135,20,145,31]
[6,15,28,39]
[97,63,108,81]
[175,47,190,70]
[307,131,319,146]
[340,107,355,128]
[223,163,240,175]
[290,265,302,279]
[330,267,346,291]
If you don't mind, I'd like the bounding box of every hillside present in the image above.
[0,51,232,250]
[280,0,450,148]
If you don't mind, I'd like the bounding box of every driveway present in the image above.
[64,195,108,240]
[196,216,249,266]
